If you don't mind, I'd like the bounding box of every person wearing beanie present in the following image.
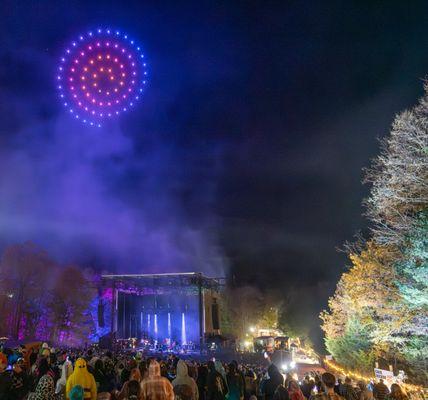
[66,358,97,400]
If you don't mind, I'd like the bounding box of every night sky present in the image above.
[2,1,428,347]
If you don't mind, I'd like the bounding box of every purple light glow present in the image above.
[57,27,148,127]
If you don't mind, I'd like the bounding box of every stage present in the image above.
[99,272,224,349]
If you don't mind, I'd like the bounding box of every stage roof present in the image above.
[102,272,225,291]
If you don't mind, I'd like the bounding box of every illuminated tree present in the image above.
[365,89,428,245]
[49,266,95,345]
[0,242,56,339]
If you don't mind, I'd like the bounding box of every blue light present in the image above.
[181,313,187,345]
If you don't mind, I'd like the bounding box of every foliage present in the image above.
[220,285,279,338]
[325,317,376,374]
[365,94,428,245]
[323,82,428,385]
[0,242,96,344]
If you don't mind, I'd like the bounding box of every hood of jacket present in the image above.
[176,359,189,378]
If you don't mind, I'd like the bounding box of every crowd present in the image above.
[0,343,420,400]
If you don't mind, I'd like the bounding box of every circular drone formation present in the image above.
[57,28,148,127]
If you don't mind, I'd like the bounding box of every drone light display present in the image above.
[57,28,148,127]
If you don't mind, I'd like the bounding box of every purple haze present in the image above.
[0,106,227,276]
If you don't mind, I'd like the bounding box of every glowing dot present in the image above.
[133,72,136,76]
[114,44,118,48]
[80,51,84,56]
[92,99,96,103]
[122,48,125,53]
[119,81,124,86]
[130,102,133,106]
[124,35,127,39]
[130,40,134,44]
[69,77,73,82]
[72,42,76,46]
[128,54,131,59]
[144,71,147,75]
[116,111,119,114]
[106,42,110,46]
[81,76,85,80]
[110,76,114,80]
[114,88,118,92]
[135,96,139,100]
[100,102,103,106]
[92,110,95,114]
[107,29,111,34]
[90,60,94,64]
[121,73,125,77]
[66,49,70,53]
[98,29,102,33]
[108,68,112,73]
[99,67,104,72]
[97,42,100,47]
[82,85,86,89]
[89,31,93,36]
[61,58,65,62]
[143,63,146,67]
[79,36,84,40]
[108,113,111,117]
[88,45,92,50]
[93,82,97,87]
[120,64,124,69]
[90,122,94,126]
[98,55,102,59]
[93,73,97,78]
[86,93,90,97]
[108,102,111,106]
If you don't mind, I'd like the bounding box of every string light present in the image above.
[57,27,148,127]
[323,359,424,394]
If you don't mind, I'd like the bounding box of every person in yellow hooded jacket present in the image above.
[66,358,97,400]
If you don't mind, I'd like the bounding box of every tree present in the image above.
[0,242,56,339]
[323,81,428,384]
[49,265,95,346]
[365,91,428,245]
